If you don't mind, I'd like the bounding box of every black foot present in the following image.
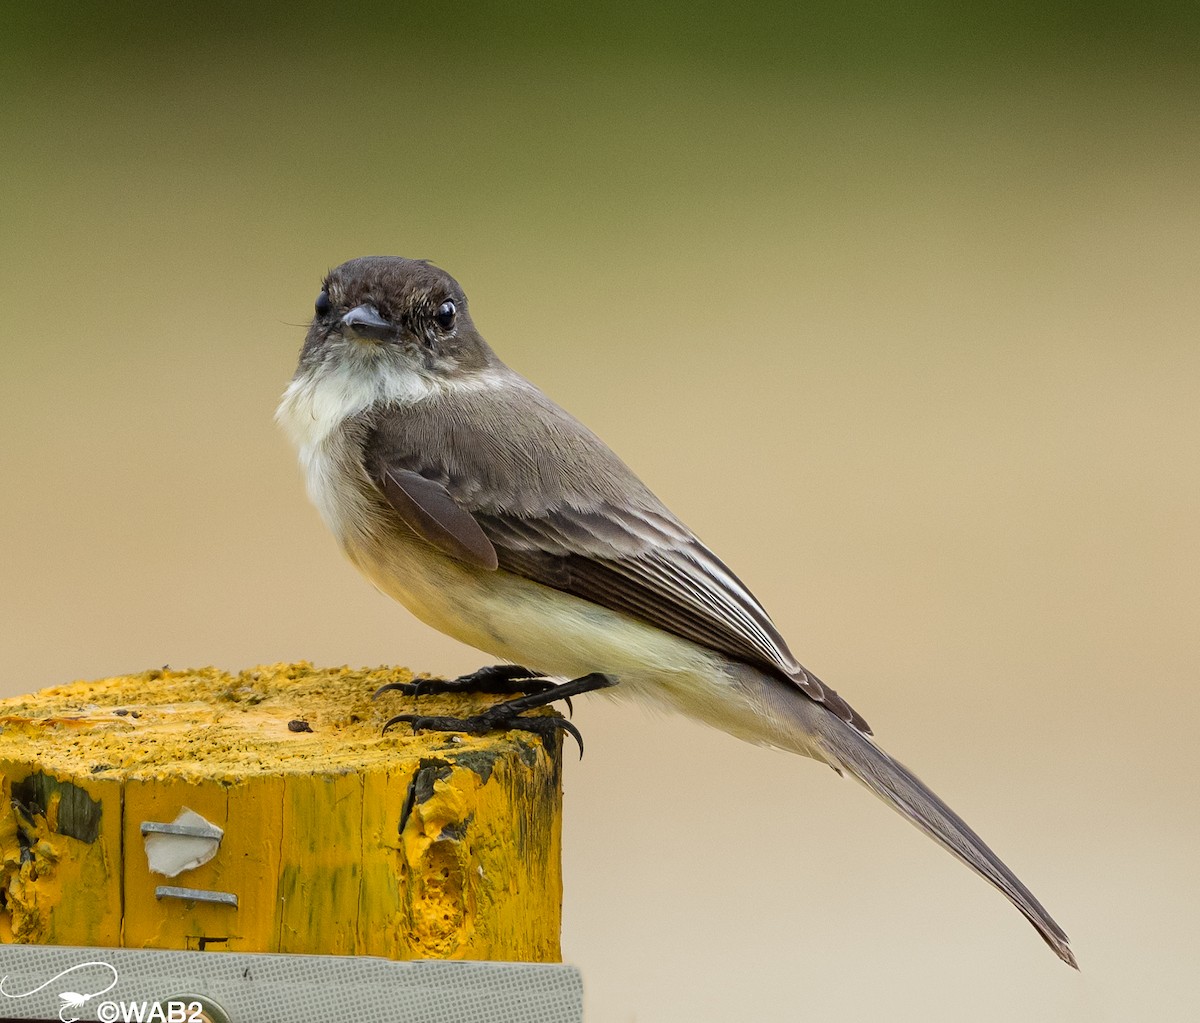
[374,664,557,700]
[381,672,618,757]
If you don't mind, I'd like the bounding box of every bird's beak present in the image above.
[340,304,395,342]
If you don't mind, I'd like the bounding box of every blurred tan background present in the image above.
[2,3,1198,1020]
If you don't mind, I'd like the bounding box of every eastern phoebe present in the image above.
[278,256,1075,967]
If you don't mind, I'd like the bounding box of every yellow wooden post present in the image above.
[0,664,564,961]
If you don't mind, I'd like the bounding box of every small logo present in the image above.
[95,997,209,1023]
[0,960,119,1023]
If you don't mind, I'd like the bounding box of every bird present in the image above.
[277,255,1075,967]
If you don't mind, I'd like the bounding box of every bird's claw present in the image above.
[382,710,586,758]
[377,670,615,757]
[373,664,559,701]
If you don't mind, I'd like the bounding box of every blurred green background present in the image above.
[2,3,1198,1019]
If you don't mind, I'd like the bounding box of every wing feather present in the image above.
[361,380,870,734]
[378,468,499,571]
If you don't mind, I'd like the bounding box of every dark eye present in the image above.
[315,290,332,316]
[434,299,456,330]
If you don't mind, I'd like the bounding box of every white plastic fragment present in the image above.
[143,807,223,877]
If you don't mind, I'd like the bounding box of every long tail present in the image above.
[814,711,1077,968]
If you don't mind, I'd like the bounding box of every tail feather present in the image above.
[816,714,1077,968]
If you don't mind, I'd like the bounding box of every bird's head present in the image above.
[297,256,494,379]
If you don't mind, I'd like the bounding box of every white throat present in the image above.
[278,346,512,444]
[276,351,507,540]
[278,353,435,452]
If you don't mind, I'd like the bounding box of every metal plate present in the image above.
[0,945,582,1023]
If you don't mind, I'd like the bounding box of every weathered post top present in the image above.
[0,663,565,961]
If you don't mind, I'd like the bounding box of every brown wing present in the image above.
[379,468,498,571]
[476,501,870,734]
[361,375,870,734]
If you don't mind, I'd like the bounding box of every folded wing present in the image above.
[362,382,870,734]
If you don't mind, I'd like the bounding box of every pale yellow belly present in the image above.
[342,530,770,732]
